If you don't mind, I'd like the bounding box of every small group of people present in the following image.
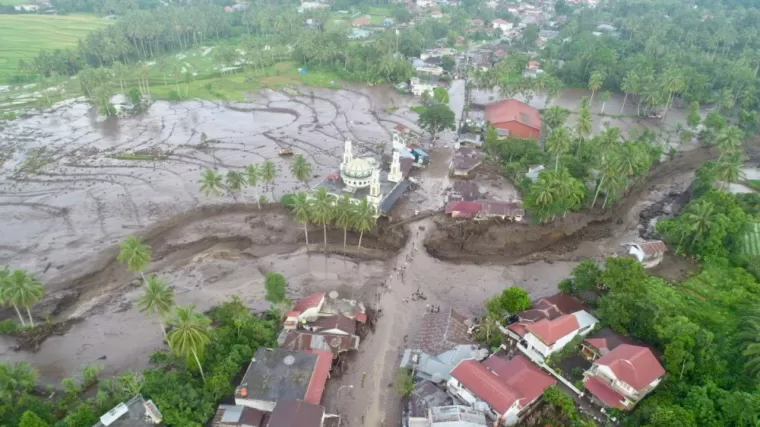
[426,304,441,313]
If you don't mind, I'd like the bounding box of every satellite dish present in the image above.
[283,355,295,366]
[329,291,339,299]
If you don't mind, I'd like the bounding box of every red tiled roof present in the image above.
[355,308,368,323]
[493,18,509,24]
[445,201,483,218]
[292,293,325,314]
[304,350,333,405]
[525,314,579,345]
[595,344,665,392]
[482,355,556,406]
[450,360,520,414]
[640,240,667,256]
[583,377,626,410]
[517,293,585,323]
[507,323,528,337]
[485,99,542,131]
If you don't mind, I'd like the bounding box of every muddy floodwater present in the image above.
[0,83,716,426]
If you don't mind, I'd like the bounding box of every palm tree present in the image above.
[714,152,746,190]
[354,199,376,249]
[291,192,311,250]
[137,275,175,339]
[542,106,570,131]
[225,170,246,201]
[738,313,760,379]
[166,305,211,383]
[261,160,277,196]
[310,187,334,252]
[199,169,224,198]
[684,200,714,248]
[527,174,556,222]
[546,127,572,171]
[599,91,611,115]
[334,194,355,249]
[715,125,744,157]
[290,155,313,188]
[575,98,592,154]
[555,169,585,215]
[245,164,262,209]
[117,236,152,282]
[588,71,605,103]
[620,71,637,113]
[3,270,44,327]
[0,361,38,401]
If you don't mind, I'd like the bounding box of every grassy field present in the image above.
[0,14,112,82]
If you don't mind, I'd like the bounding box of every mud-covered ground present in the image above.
[0,82,718,426]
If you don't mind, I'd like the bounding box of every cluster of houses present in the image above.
[401,293,667,426]
[93,292,368,427]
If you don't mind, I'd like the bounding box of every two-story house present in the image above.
[583,344,665,411]
[501,293,598,361]
[447,355,556,425]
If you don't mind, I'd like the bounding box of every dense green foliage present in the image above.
[561,184,760,426]
[485,286,531,316]
[0,298,277,427]
[547,0,760,130]
[264,272,287,303]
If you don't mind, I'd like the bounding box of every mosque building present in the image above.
[315,140,412,217]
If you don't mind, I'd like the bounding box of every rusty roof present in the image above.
[213,405,269,427]
[452,181,480,201]
[308,315,356,335]
[485,99,542,130]
[640,240,667,256]
[411,308,474,356]
[304,350,332,405]
[280,331,359,358]
[268,400,324,427]
[595,344,665,392]
[445,201,483,217]
[479,201,524,218]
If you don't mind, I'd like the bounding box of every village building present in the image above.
[212,405,269,427]
[444,200,524,221]
[417,0,435,7]
[583,344,665,411]
[502,293,598,360]
[409,405,489,427]
[447,355,557,425]
[492,19,513,31]
[351,16,370,27]
[450,147,485,177]
[411,77,439,96]
[581,327,638,361]
[315,140,411,217]
[445,201,483,219]
[235,348,332,411]
[408,381,455,420]
[447,181,481,202]
[456,133,483,149]
[400,308,484,383]
[485,99,542,140]
[622,240,667,268]
[302,315,357,335]
[268,400,340,427]
[279,330,360,359]
[94,395,163,427]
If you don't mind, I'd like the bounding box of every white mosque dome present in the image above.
[342,158,373,179]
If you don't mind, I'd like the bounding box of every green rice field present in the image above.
[0,14,112,82]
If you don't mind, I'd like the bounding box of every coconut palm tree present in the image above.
[291,192,311,250]
[575,98,592,153]
[334,194,355,249]
[166,305,211,383]
[117,236,152,282]
[261,160,277,196]
[199,169,224,198]
[245,164,262,209]
[714,151,746,190]
[310,187,334,252]
[684,200,714,248]
[0,361,38,401]
[137,275,175,339]
[620,71,637,113]
[3,269,44,327]
[546,127,572,171]
[290,155,312,189]
[225,170,246,201]
[715,125,744,157]
[543,106,570,131]
[588,71,605,103]
[526,174,556,222]
[354,199,376,249]
[738,312,760,379]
